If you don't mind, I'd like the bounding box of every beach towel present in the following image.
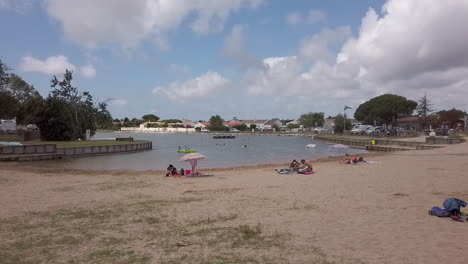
[276,168,291,174]
[428,206,448,217]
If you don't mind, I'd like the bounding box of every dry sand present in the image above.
[1,142,468,263]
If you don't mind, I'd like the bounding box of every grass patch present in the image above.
[0,194,337,264]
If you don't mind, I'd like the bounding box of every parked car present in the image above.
[201,128,210,132]
[350,125,368,134]
[365,126,383,135]
[229,128,239,133]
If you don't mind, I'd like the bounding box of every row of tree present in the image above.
[354,93,467,129]
[0,59,113,140]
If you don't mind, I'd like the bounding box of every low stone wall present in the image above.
[426,137,465,145]
[56,141,152,157]
[313,136,369,147]
[374,139,425,147]
[0,144,57,155]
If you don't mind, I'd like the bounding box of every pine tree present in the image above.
[416,93,434,130]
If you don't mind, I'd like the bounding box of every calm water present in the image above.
[35,132,366,170]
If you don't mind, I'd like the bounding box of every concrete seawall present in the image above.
[313,135,445,151]
[0,141,152,161]
[0,144,57,155]
[57,142,152,157]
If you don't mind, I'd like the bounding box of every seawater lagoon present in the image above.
[35,132,366,170]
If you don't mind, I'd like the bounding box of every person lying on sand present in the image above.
[298,159,313,173]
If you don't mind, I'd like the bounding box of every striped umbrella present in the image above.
[179,153,206,175]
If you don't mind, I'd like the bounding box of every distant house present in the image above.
[181,119,196,128]
[323,119,335,129]
[140,121,164,128]
[0,119,17,132]
[240,120,269,130]
[194,122,208,128]
[397,116,421,130]
[223,121,240,127]
[264,119,282,130]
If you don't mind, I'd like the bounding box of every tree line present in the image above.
[0,58,113,141]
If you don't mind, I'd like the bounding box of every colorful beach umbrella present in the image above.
[179,153,206,175]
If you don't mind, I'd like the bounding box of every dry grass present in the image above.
[0,195,305,264]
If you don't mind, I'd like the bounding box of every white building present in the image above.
[0,119,17,131]
[240,120,268,130]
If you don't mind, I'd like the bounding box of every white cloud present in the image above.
[19,55,77,75]
[299,27,351,63]
[110,98,128,107]
[45,0,265,49]
[80,64,96,79]
[19,55,98,78]
[223,25,260,68]
[286,12,302,25]
[246,0,468,112]
[307,9,326,24]
[153,71,230,101]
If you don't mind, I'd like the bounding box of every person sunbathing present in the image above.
[341,154,351,164]
[298,159,313,173]
[289,159,300,172]
[166,164,174,176]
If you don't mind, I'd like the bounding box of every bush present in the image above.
[36,97,75,141]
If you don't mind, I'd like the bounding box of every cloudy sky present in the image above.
[1,0,468,120]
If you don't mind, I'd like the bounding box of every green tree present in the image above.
[162,119,182,123]
[287,123,300,129]
[249,124,257,130]
[334,114,352,133]
[437,109,466,126]
[233,123,248,131]
[0,58,11,91]
[8,74,39,104]
[354,94,417,125]
[36,97,74,141]
[95,102,113,129]
[0,91,19,119]
[49,70,110,138]
[298,112,325,128]
[142,114,159,122]
[16,93,44,125]
[208,115,226,131]
[51,70,81,124]
[416,94,434,130]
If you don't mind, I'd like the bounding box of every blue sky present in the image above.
[2,0,468,121]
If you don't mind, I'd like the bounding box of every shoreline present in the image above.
[3,150,385,175]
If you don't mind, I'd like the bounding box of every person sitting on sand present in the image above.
[289,159,300,172]
[341,154,351,164]
[171,167,178,175]
[166,164,174,176]
[298,159,313,173]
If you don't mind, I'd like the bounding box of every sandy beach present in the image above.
[1,142,468,264]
